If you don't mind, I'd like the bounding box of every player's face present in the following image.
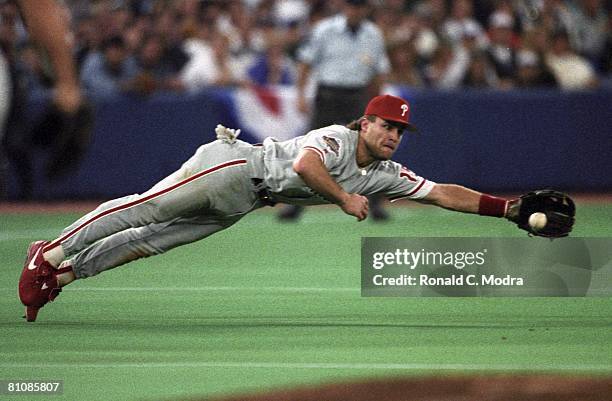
[344,4,368,26]
[362,117,404,160]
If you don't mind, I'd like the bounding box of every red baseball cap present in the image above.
[364,94,417,131]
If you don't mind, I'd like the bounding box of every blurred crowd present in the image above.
[1,0,612,99]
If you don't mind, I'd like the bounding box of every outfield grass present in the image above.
[1,203,611,400]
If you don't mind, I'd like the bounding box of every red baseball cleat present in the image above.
[18,241,65,322]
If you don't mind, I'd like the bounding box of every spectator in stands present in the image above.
[442,0,486,46]
[462,51,499,88]
[180,24,241,91]
[211,30,243,85]
[485,11,518,89]
[382,10,417,46]
[152,7,190,76]
[123,9,151,56]
[73,15,100,68]
[179,23,216,91]
[80,35,139,98]
[153,6,183,45]
[125,34,185,96]
[217,0,254,56]
[2,0,609,98]
[514,48,558,88]
[414,0,448,29]
[108,3,133,39]
[545,30,599,90]
[283,19,303,60]
[453,20,492,88]
[534,0,575,37]
[386,40,425,87]
[566,0,608,69]
[423,41,468,89]
[410,4,442,64]
[246,34,295,86]
[521,26,552,56]
[372,0,407,43]
[460,17,488,53]
[602,14,612,86]
[272,0,310,27]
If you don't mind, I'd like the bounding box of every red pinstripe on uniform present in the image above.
[388,179,428,202]
[303,146,325,163]
[43,159,248,252]
[400,167,418,182]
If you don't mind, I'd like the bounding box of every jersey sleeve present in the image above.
[383,164,435,201]
[300,129,348,171]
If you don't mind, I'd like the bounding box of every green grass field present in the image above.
[1,203,611,400]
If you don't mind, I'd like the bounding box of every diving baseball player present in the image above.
[18,95,575,321]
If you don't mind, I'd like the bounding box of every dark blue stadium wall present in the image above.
[400,88,612,192]
[6,88,612,199]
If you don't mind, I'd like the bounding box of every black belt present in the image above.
[318,84,366,94]
[251,178,277,207]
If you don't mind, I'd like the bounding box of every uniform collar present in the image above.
[337,14,363,35]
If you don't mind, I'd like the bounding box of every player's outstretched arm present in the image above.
[418,184,508,217]
[419,184,575,237]
[293,149,369,221]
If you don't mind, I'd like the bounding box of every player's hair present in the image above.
[346,115,376,132]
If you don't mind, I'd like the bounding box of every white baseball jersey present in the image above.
[262,125,435,205]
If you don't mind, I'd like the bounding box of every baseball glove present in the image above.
[32,100,95,180]
[506,190,575,238]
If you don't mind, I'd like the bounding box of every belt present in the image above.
[251,178,277,207]
[318,84,366,94]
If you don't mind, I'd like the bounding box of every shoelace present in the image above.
[35,264,53,279]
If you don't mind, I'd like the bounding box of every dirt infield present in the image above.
[201,375,612,401]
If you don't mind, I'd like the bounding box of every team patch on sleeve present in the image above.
[322,136,340,157]
[400,166,418,182]
[384,163,435,201]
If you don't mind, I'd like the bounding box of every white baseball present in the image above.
[528,212,547,230]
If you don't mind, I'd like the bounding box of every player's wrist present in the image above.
[478,194,508,218]
[504,198,521,222]
[336,192,352,207]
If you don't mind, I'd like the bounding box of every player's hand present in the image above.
[53,82,82,114]
[505,198,521,223]
[339,193,369,221]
